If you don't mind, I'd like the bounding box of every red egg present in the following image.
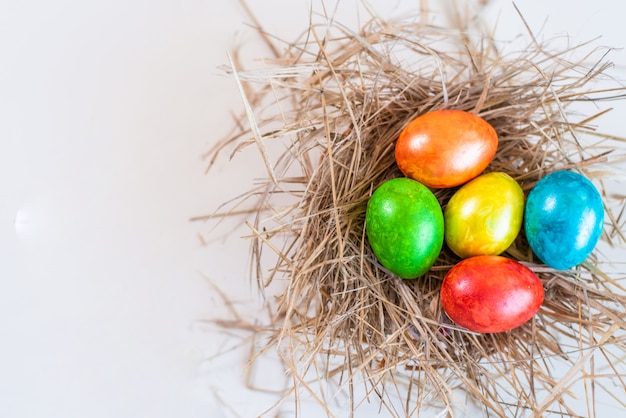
[395,109,498,188]
[440,256,544,333]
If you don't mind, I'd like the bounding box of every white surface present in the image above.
[1,1,624,417]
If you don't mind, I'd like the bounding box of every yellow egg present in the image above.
[444,172,524,258]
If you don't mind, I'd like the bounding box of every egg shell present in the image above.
[440,256,544,333]
[365,178,444,279]
[444,172,524,258]
[395,109,498,188]
[524,170,604,270]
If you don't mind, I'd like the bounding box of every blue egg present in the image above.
[524,170,604,270]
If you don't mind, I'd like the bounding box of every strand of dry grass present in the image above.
[204,4,626,417]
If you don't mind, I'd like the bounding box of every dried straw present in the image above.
[204,3,626,417]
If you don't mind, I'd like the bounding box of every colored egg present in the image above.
[444,172,524,258]
[440,255,544,333]
[365,178,444,279]
[524,170,604,270]
[395,109,498,188]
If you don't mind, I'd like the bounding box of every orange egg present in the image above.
[395,110,498,188]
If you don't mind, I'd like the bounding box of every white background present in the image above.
[1,1,624,417]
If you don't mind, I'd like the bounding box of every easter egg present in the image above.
[440,255,544,333]
[395,109,498,188]
[524,170,604,270]
[365,178,444,279]
[444,172,524,258]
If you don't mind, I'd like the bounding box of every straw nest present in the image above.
[205,4,626,417]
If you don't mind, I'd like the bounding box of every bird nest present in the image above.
[205,4,626,417]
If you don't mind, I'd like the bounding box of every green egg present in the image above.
[365,177,444,279]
